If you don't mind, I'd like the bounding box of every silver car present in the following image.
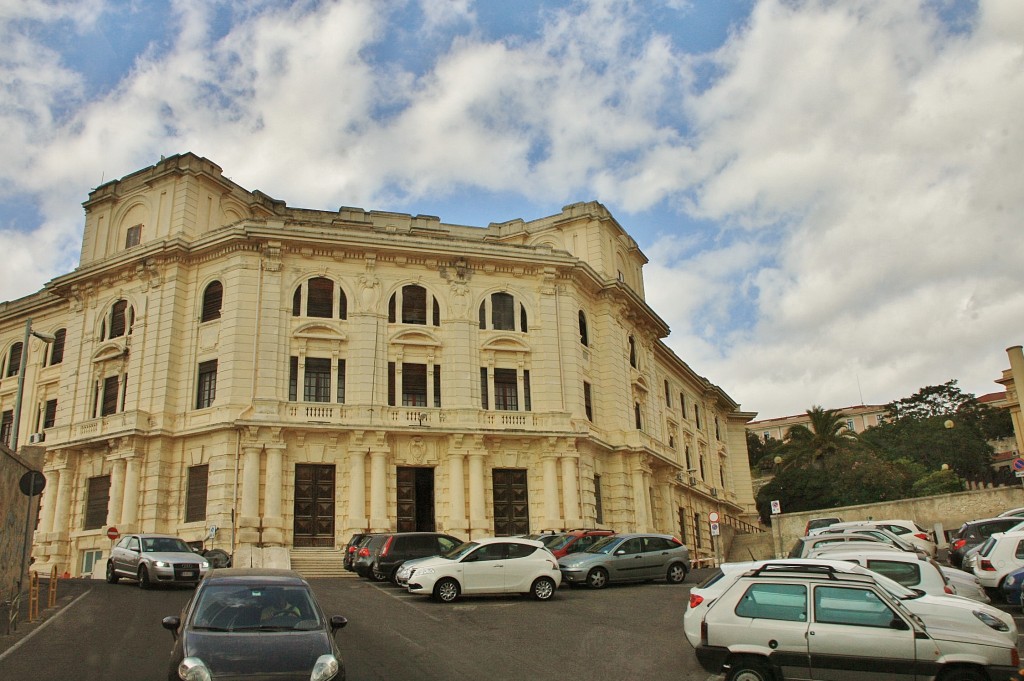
[106,533,209,588]
[557,533,689,588]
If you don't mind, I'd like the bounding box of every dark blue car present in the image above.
[1000,565,1024,606]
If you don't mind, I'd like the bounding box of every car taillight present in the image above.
[951,539,966,551]
[914,533,928,540]
[944,585,954,594]
[380,536,394,558]
[689,593,704,609]
[980,559,995,571]
[358,547,370,557]
[347,546,357,554]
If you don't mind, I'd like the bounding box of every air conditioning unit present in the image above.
[28,432,45,444]
[710,488,719,497]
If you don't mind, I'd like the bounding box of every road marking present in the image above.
[0,588,93,663]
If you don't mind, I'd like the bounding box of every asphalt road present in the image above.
[0,574,716,681]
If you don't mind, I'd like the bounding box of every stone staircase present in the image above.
[288,547,349,578]
[725,531,775,563]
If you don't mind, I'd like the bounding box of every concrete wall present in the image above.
[768,485,1024,559]
[0,445,43,597]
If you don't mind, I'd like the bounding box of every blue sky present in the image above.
[2,0,1021,419]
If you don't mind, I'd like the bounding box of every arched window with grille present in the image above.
[578,310,589,346]
[201,281,223,322]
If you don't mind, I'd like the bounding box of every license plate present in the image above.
[180,571,194,578]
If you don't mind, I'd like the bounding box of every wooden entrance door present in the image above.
[492,468,529,536]
[397,467,436,532]
[293,464,335,547]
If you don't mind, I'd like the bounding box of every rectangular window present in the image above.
[846,419,855,432]
[523,370,531,411]
[0,410,12,447]
[433,365,441,408]
[494,368,518,410]
[680,393,685,421]
[594,474,603,524]
[101,375,120,416]
[336,360,346,404]
[7,342,22,377]
[813,586,894,628]
[693,511,702,549]
[125,224,142,248]
[43,399,57,429]
[664,380,671,407]
[402,287,427,324]
[185,465,209,523]
[402,363,427,407]
[289,356,298,401]
[583,382,593,421]
[388,362,396,406]
[736,583,808,622]
[84,475,111,530]
[195,360,217,409]
[694,405,701,430]
[304,358,331,402]
[480,368,488,409]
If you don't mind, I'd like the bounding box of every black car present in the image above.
[949,517,1024,568]
[342,532,374,572]
[363,532,463,583]
[161,568,347,681]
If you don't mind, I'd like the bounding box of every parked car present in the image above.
[543,529,616,559]
[999,565,1024,606]
[405,537,561,602]
[813,519,937,557]
[557,533,689,588]
[161,568,348,680]
[787,533,890,558]
[684,560,1018,681]
[973,530,1024,596]
[107,533,210,588]
[997,507,1024,518]
[362,532,463,583]
[948,516,1023,568]
[809,527,927,557]
[803,516,842,535]
[353,534,388,578]
[939,565,990,603]
[816,548,952,596]
[342,532,374,572]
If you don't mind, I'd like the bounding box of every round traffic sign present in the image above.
[708,511,720,523]
[1013,458,1024,472]
[18,470,46,496]
[106,527,120,541]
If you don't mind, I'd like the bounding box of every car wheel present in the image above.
[105,561,119,584]
[371,564,388,582]
[666,562,687,584]
[937,668,986,681]
[433,578,460,603]
[726,657,773,681]
[586,567,609,589]
[138,565,151,589]
[530,577,556,601]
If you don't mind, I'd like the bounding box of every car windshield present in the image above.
[440,541,480,560]
[191,584,321,631]
[546,535,576,550]
[584,536,622,554]
[141,537,192,553]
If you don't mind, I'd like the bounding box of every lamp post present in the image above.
[11,318,55,591]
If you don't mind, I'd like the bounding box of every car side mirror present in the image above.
[330,616,348,633]
[162,616,181,640]
[614,549,626,556]
[889,617,910,631]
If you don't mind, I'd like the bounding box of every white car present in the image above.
[684,559,1018,681]
[405,537,561,602]
[814,519,937,557]
[816,549,952,597]
[941,565,991,603]
[973,529,1024,591]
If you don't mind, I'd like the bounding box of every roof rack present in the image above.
[743,563,876,583]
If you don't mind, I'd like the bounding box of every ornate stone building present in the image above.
[0,153,757,576]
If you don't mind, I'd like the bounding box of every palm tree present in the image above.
[782,406,858,468]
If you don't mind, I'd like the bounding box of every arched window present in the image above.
[578,311,589,346]
[479,292,527,332]
[201,281,223,322]
[292,278,347,320]
[102,300,134,341]
[6,342,23,377]
[628,335,637,368]
[48,329,66,366]
[388,285,440,325]
[634,402,643,430]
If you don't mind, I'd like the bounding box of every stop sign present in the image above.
[107,527,120,541]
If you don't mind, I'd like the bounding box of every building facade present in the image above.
[0,154,757,576]
[748,404,887,443]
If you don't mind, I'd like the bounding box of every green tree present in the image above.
[910,468,964,497]
[782,406,859,469]
[746,431,785,469]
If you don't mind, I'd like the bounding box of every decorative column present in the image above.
[262,442,285,546]
[446,448,467,537]
[238,444,263,544]
[119,454,141,532]
[106,455,126,528]
[560,454,581,529]
[37,468,59,536]
[369,449,389,531]
[346,447,367,535]
[631,459,649,532]
[467,451,487,538]
[541,454,560,530]
[53,462,73,538]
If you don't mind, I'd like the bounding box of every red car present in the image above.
[544,529,616,559]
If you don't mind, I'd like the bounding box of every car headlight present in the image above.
[154,561,171,568]
[973,610,1010,632]
[200,561,210,569]
[310,654,340,681]
[178,657,212,681]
